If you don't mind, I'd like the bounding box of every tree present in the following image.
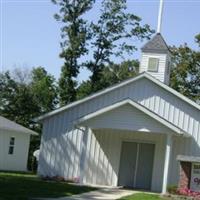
[0,67,58,170]
[85,0,153,92]
[0,67,58,126]
[170,35,200,103]
[52,0,95,105]
[100,60,139,87]
[77,59,139,99]
[77,80,92,100]
[31,67,58,113]
[0,71,38,127]
[195,34,200,46]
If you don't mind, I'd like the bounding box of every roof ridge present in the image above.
[35,72,200,122]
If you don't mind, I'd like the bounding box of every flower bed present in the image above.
[177,188,200,200]
[41,175,80,183]
[166,186,200,200]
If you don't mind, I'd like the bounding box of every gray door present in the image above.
[118,142,137,187]
[118,142,155,190]
[135,143,155,190]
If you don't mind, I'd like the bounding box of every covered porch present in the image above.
[75,99,190,193]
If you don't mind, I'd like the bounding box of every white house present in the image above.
[0,116,38,171]
[35,33,200,193]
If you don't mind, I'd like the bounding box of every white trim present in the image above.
[35,72,200,122]
[79,127,89,184]
[134,143,140,187]
[162,134,172,194]
[76,99,189,137]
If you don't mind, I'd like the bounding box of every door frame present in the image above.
[118,140,156,190]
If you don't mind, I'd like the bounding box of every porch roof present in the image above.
[76,99,189,137]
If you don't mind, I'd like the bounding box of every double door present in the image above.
[118,141,155,190]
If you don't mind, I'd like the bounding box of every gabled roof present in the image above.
[141,33,170,54]
[76,99,189,137]
[0,116,38,135]
[35,72,200,122]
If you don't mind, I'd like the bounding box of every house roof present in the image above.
[76,99,189,137]
[0,116,38,135]
[35,72,200,122]
[177,155,200,163]
[141,33,170,54]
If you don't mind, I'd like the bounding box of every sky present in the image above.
[1,0,200,82]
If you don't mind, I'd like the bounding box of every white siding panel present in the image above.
[139,53,168,84]
[82,104,174,134]
[83,129,166,192]
[38,124,83,180]
[0,130,30,171]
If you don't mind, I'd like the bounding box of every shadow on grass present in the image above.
[0,172,96,200]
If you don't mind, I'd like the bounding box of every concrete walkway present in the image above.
[37,188,136,200]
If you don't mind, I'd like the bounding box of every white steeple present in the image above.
[139,0,171,85]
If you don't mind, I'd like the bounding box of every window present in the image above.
[148,57,159,72]
[8,137,15,155]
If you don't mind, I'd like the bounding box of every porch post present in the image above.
[162,134,172,194]
[80,126,89,184]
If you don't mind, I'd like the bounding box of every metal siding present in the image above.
[38,119,84,180]
[136,143,155,190]
[118,142,137,187]
[38,77,200,191]
[82,129,165,192]
[0,129,30,171]
[139,53,167,83]
[82,104,174,134]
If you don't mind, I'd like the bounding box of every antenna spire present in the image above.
[157,0,164,33]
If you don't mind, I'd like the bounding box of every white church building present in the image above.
[35,32,200,193]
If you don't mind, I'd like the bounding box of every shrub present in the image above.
[167,185,178,194]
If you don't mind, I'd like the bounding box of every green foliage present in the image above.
[53,0,153,102]
[170,35,200,103]
[100,60,139,88]
[195,34,200,46]
[52,0,95,105]
[77,59,139,99]
[31,67,58,113]
[0,67,58,170]
[0,71,39,128]
[77,80,92,100]
[85,0,154,92]
[167,185,178,194]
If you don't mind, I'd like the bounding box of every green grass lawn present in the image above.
[0,172,95,200]
[119,193,167,200]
